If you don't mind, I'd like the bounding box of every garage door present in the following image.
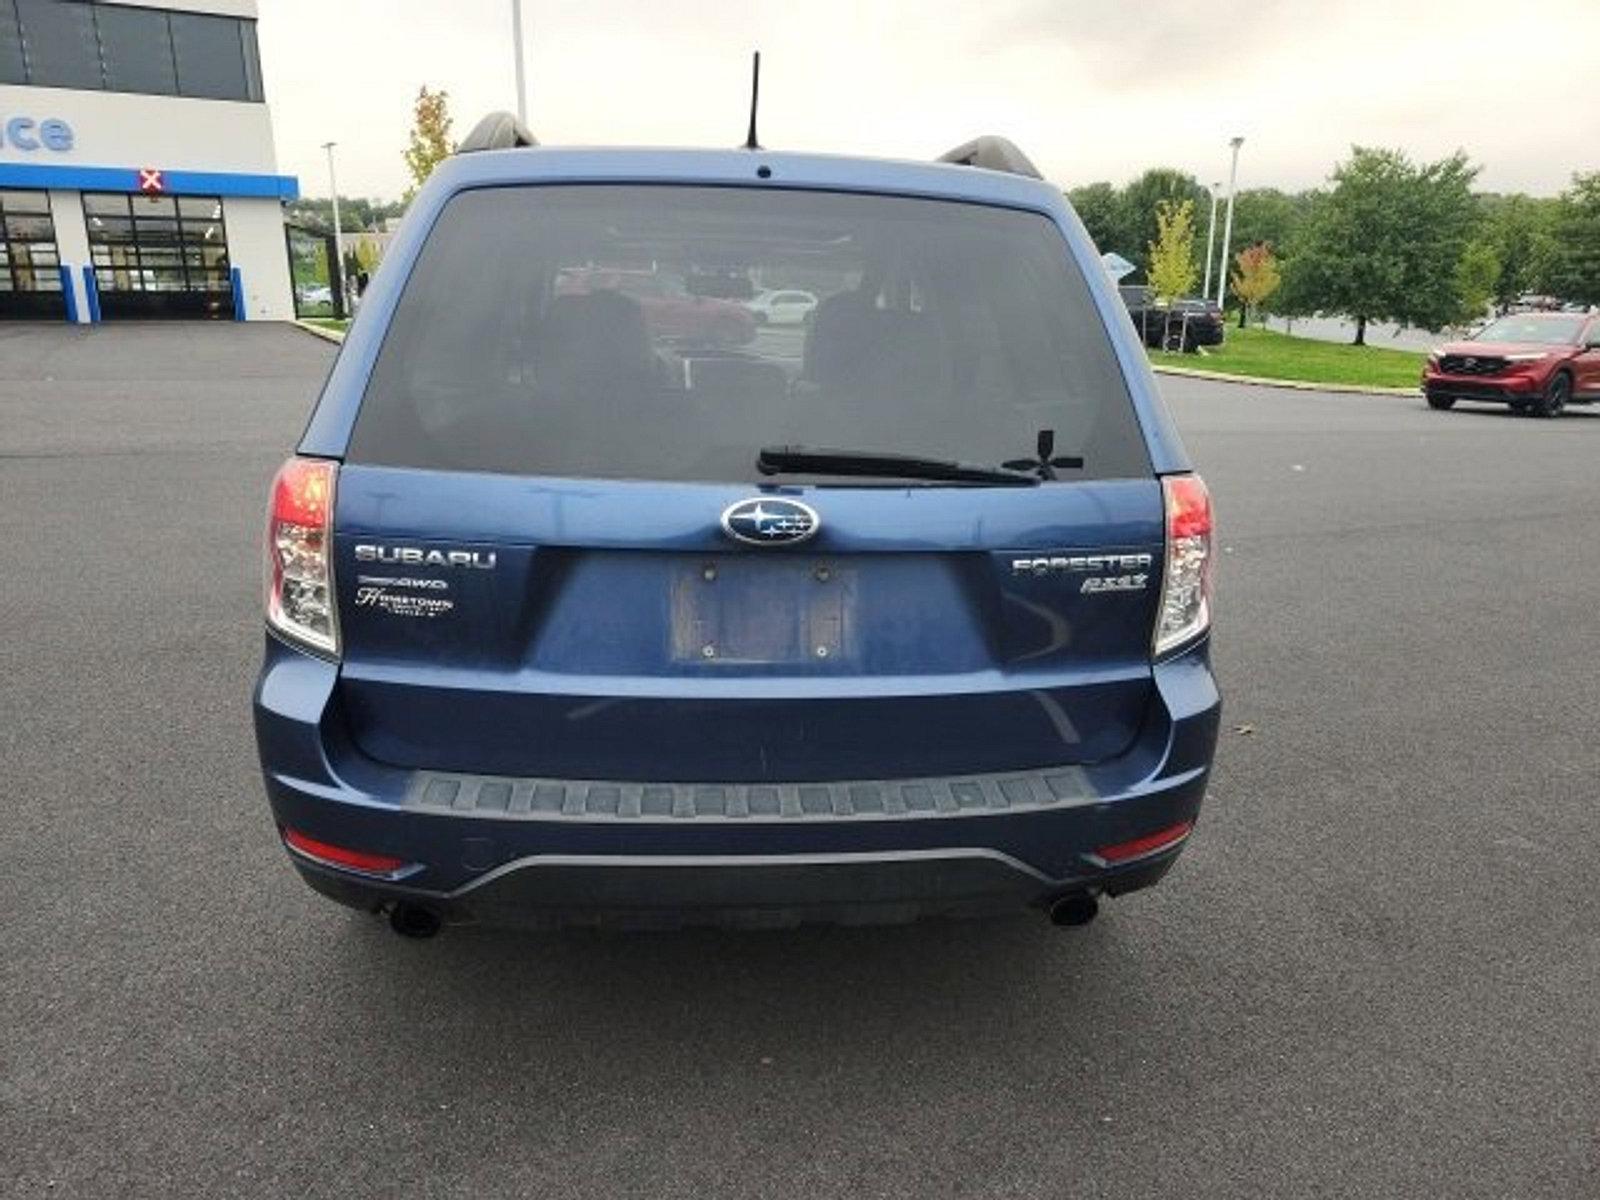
[0,190,66,321]
[85,192,233,319]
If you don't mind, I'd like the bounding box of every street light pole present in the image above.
[1215,137,1244,310]
[1201,182,1221,300]
[321,141,347,315]
[511,0,528,125]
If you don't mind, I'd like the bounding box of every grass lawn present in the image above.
[1149,325,1426,389]
[302,317,350,334]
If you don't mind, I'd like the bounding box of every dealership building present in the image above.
[1,0,297,321]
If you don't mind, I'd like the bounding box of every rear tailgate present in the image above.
[323,180,1170,785]
[332,467,1163,783]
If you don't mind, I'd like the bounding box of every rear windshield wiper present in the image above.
[1001,429,1085,481]
[757,445,1041,487]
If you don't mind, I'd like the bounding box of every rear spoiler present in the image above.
[453,112,1040,183]
[936,136,1042,180]
[457,111,539,154]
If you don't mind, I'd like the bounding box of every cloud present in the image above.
[259,0,1599,201]
[970,0,1304,87]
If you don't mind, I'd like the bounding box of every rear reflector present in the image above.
[1093,820,1194,865]
[283,828,408,876]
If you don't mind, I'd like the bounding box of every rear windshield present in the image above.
[349,185,1149,483]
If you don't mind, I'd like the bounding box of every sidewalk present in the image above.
[1150,361,1420,397]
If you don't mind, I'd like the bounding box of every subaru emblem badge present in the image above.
[720,498,820,546]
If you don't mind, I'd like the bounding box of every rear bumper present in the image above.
[254,638,1220,927]
[292,847,1184,929]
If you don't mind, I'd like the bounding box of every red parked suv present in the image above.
[1423,312,1600,417]
[555,267,757,346]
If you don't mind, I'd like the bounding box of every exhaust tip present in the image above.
[389,902,443,939]
[1048,892,1099,928]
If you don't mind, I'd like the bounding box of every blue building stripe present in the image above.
[0,161,298,200]
[80,266,101,323]
[58,264,76,322]
[231,267,245,321]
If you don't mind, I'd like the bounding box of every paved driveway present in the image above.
[2,324,1596,1198]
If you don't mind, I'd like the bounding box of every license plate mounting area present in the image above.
[670,557,856,666]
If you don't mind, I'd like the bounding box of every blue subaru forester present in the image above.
[254,119,1219,936]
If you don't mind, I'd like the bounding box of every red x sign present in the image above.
[138,168,164,193]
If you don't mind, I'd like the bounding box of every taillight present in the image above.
[265,457,339,656]
[1154,474,1213,656]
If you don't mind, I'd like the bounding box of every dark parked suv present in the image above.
[254,122,1221,935]
[1119,286,1227,352]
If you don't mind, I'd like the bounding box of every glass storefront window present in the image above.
[83,192,234,319]
[95,3,178,95]
[13,0,101,90]
[4,2,262,100]
[0,188,62,318]
[0,4,25,85]
[178,197,224,221]
[2,190,53,215]
[171,12,251,101]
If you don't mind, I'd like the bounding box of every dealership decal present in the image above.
[355,586,455,619]
[355,573,455,618]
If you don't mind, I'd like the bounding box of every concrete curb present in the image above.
[1150,363,1420,397]
[294,319,346,344]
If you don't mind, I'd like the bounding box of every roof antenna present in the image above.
[743,51,762,150]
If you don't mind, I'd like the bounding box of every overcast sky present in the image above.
[259,0,1599,202]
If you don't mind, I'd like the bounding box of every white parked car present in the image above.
[747,289,818,326]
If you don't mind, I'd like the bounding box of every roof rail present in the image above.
[936,136,1042,180]
[457,111,539,154]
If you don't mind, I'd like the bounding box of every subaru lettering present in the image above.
[353,544,497,569]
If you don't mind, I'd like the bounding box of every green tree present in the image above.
[1122,168,1208,276]
[1284,147,1480,344]
[403,85,456,200]
[286,196,404,233]
[1230,243,1282,327]
[1147,199,1198,303]
[353,236,384,275]
[1067,181,1125,256]
[1454,240,1500,323]
[1477,193,1560,311]
[1226,189,1309,270]
[1069,170,1218,279]
[1269,187,1326,326]
[1549,172,1600,305]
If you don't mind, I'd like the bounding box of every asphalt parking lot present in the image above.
[3,323,1597,1198]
